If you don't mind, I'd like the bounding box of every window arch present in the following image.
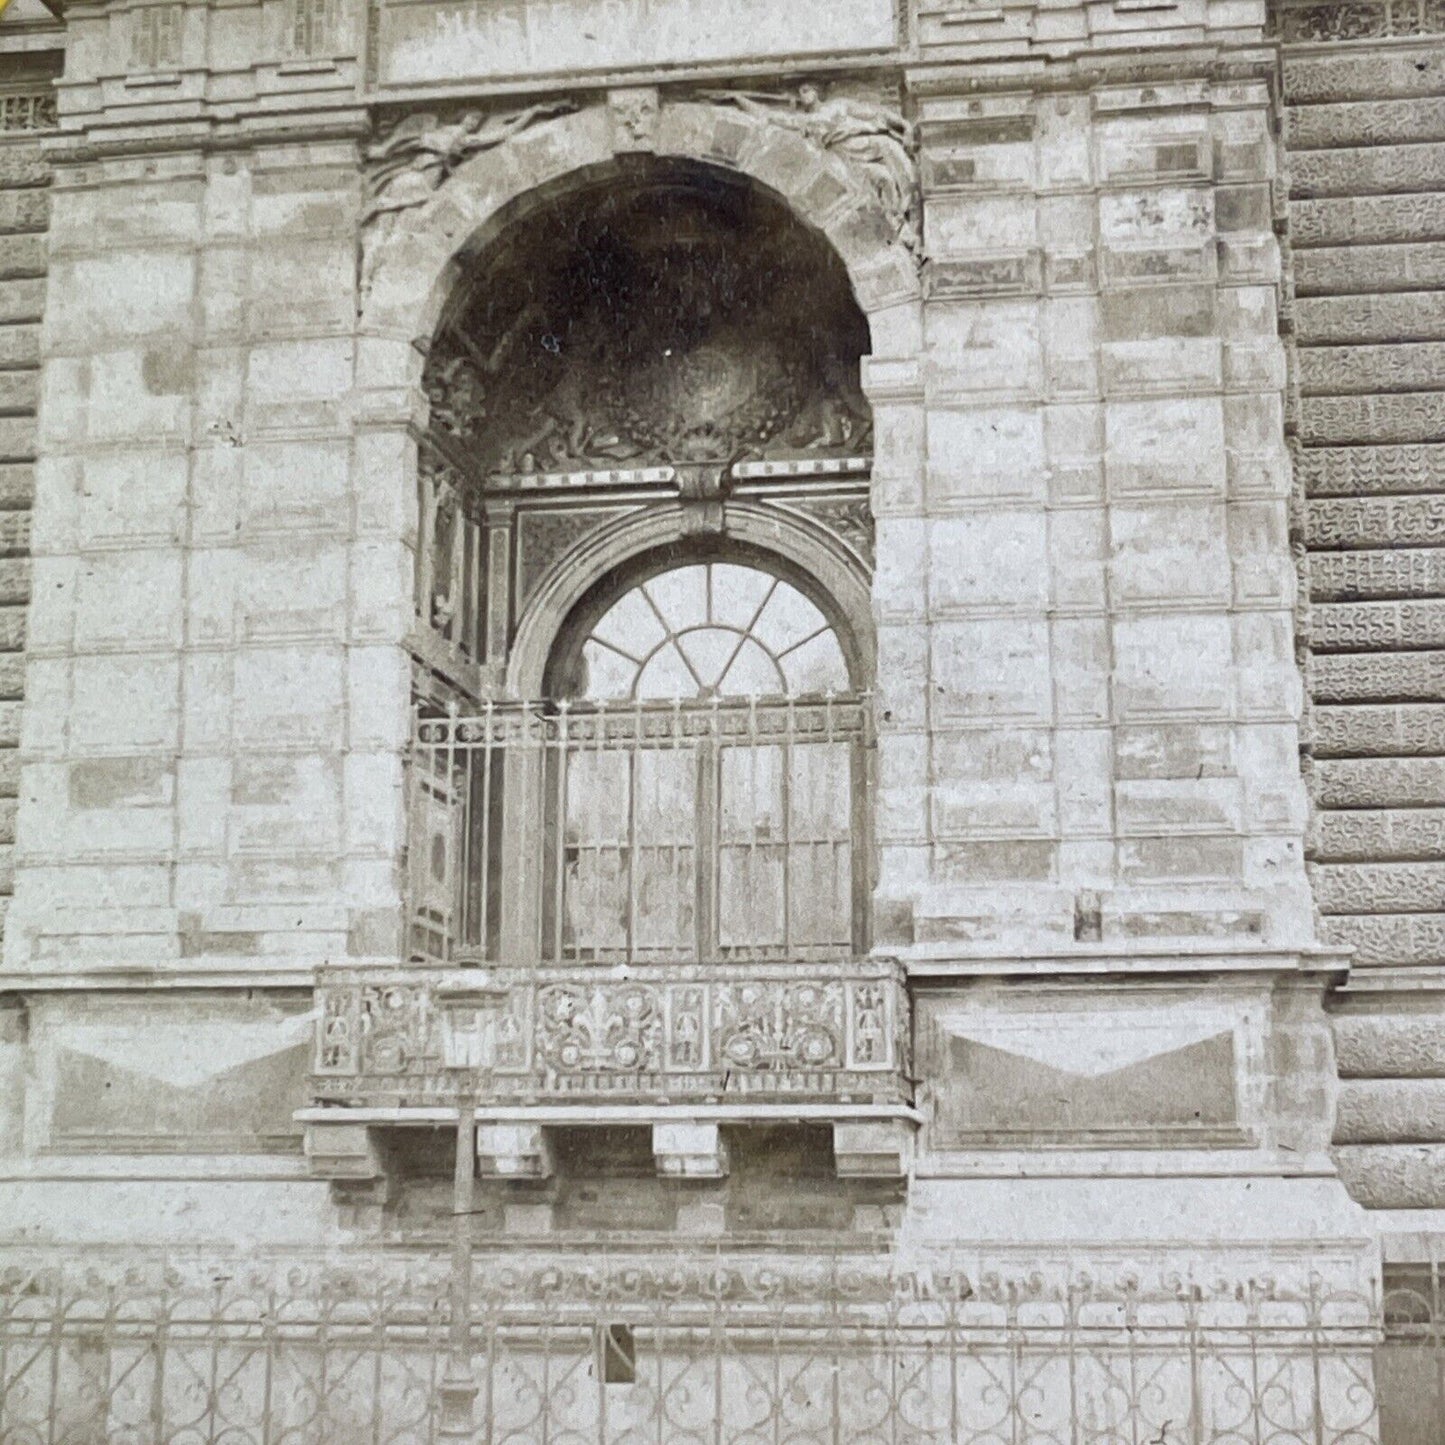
[538,557,868,966]
[574,562,851,702]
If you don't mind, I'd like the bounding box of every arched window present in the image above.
[542,561,865,965]
[405,163,875,970]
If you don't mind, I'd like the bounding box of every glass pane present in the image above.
[635,641,702,699]
[631,750,698,956]
[676,626,745,691]
[779,630,849,695]
[709,563,775,629]
[789,743,852,949]
[643,565,708,633]
[562,750,630,957]
[719,746,786,953]
[590,585,666,658]
[580,639,640,700]
[751,581,827,656]
[718,636,788,697]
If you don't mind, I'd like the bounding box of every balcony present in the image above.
[302,960,915,1179]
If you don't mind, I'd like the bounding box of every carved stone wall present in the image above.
[0,69,52,945]
[1281,24,1445,1212]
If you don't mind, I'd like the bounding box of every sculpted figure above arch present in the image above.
[702,84,921,258]
[357,86,923,306]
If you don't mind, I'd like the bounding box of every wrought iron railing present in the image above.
[0,1251,1383,1445]
[407,695,870,967]
[310,959,909,1107]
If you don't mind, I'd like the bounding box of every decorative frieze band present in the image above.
[1275,0,1445,45]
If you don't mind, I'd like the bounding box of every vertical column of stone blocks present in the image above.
[913,94,1072,949]
[1091,78,1309,945]
[5,126,394,978]
[181,139,397,970]
[866,349,931,944]
[0,86,52,947]
[7,152,205,975]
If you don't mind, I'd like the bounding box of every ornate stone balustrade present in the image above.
[309,959,911,1111]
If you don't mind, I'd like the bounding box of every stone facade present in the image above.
[0,0,1441,1438]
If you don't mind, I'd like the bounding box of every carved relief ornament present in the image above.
[359,88,922,302]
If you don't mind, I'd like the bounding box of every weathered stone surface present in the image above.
[0,189,47,236]
[0,324,38,370]
[1334,1143,1445,1208]
[1310,861,1445,914]
[1312,705,1445,756]
[1306,495,1445,547]
[1297,291,1445,345]
[0,278,43,326]
[0,234,44,282]
[1285,49,1445,106]
[1310,651,1445,702]
[1291,141,1445,198]
[1287,96,1445,150]
[1335,1011,1445,1077]
[1300,391,1445,446]
[1298,340,1445,394]
[1313,758,1445,808]
[1321,911,1445,967]
[1310,549,1445,599]
[1299,442,1445,494]
[1314,807,1445,859]
[1296,241,1445,295]
[1336,1078,1445,1142]
[1311,600,1445,650]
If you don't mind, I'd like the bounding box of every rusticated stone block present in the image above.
[1336,1079,1445,1142]
[1334,1142,1445,1209]
[0,234,44,283]
[1291,141,1445,198]
[1313,757,1445,808]
[0,608,26,654]
[0,657,24,702]
[0,279,42,326]
[1287,96,1445,150]
[1296,241,1445,296]
[1311,600,1445,651]
[0,325,37,370]
[1284,49,1445,106]
[1310,651,1445,702]
[1314,807,1445,859]
[1299,442,1445,495]
[1298,291,1445,345]
[0,419,35,462]
[1321,912,1445,967]
[1300,391,1445,446]
[1310,549,1445,600]
[1298,340,1445,394]
[0,190,47,236]
[0,149,47,189]
[1306,495,1445,547]
[0,560,30,607]
[1312,705,1445,757]
[1310,861,1445,914]
[0,372,37,414]
[1335,1012,1445,1077]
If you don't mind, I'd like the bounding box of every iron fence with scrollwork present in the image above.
[0,1249,1384,1444]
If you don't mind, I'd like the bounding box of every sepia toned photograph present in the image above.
[0,0,1440,1438]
